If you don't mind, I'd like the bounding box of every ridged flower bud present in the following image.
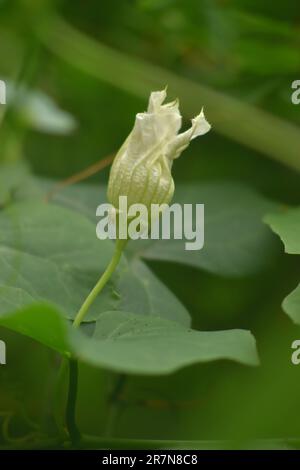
[107,89,211,213]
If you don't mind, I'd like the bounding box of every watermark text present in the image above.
[291,80,300,105]
[0,80,6,105]
[0,340,6,365]
[96,197,204,251]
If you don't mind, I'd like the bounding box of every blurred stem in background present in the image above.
[34,14,300,173]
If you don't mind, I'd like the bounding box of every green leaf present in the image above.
[134,183,276,277]
[282,284,300,324]
[264,207,300,254]
[45,180,277,277]
[0,304,259,374]
[117,259,190,326]
[265,207,300,324]
[0,201,189,326]
[0,304,70,356]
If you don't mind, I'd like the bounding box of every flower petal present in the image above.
[190,108,211,139]
[165,109,211,160]
[147,89,167,113]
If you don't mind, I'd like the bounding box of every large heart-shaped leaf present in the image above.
[135,183,277,277]
[117,259,189,325]
[44,180,277,277]
[0,304,259,374]
[0,201,189,326]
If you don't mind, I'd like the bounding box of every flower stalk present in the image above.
[73,238,127,328]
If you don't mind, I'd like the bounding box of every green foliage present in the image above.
[0,304,258,374]
[40,180,277,277]
[0,174,272,376]
[0,0,300,451]
[265,208,300,255]
[265,208,300,324]
[0,200,189,326]
[0,161,30,205]
[283,284,300,325]
[137,183,277,276]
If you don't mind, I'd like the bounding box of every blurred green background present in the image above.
[0,0,300,449]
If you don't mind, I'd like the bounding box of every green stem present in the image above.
[62,238,127,445]
[73,238,127,328]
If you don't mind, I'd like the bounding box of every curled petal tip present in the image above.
[148,89,167,112]
[191,109,211,139]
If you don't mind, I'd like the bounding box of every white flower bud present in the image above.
[107,89,211,212]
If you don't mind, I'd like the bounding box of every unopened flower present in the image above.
[107,89,211,212]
